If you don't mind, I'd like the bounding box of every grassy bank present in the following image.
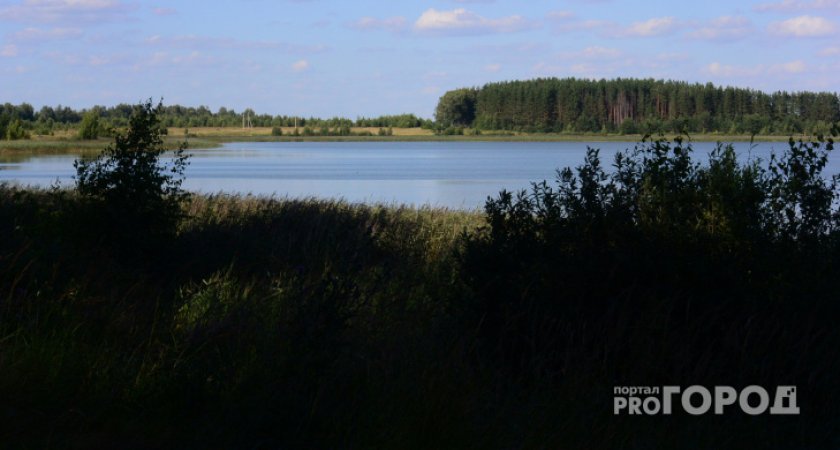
[0,134,218,155]
[167,127,808,144]
[0,191,487,448]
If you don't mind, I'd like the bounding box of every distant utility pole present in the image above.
[243,110,253,129]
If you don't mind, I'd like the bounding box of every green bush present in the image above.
[436,126,464,136]
[5,119,30,140]
[77,110,100,140]
[461,130,840,433]
[74,99,189,240]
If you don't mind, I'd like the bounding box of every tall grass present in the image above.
[0,190,488,448]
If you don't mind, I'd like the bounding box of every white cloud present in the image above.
[819,46,840,55]
[656,52,688,62]
[551,19,611,33]
[546,10,574,20]
[688,16,753,41]
[292,59,309,72]
[553,46,622,60]
[705,62,763,77]
[144,35,326,54]
[769,15,836,37]
[352,16,407,33]
[0,0,130,24]
[132,50,220,71]
[570,63,597,74]
[704,60,807,77]
[152,7,176,16]
[424,71,448,79]
[414,8,533,34]
[10,27,83,42]
[775,60,807,73]
[484,63,501,72]
[533,60,618,78]
[754,0,840,12]
[579,46,621,58]
[88,55,110,66]
[619,16,677,37]
[0,64,30,74]
[1,44,19,57]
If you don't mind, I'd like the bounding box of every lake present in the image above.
[1,140,835,209]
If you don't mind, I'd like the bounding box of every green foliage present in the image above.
[618,117,638,135]
[77,109,100,140]
[74,99,189,238]
[175,268,259,335]
[436,126,465,136]
[356,113,432,128]
[435,88,478,127]
[4,119,29,140]
[33,118,54,136]
[462,130,840,381]
[1,101,438,134]
[271,126,283,136]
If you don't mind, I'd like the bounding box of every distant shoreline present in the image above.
[0,127,810,154]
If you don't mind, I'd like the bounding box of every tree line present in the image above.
[0,101,433,140]
[435,78,840,135]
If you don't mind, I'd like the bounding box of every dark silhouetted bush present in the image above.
[74,99,189,243]
[460,129,840,445]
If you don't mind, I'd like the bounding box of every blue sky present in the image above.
[1,0,838,118]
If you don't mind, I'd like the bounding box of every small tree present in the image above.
[5,119,29,140]
[78,109,100,140]
[435,88,478,127]
[74,99,189,239]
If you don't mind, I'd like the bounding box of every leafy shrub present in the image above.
[271,126,283,136]
[436,126,464,136]
[77,110,100,140]
[5,119,30,140]
[74,99,189,240]
[462,130,840,378]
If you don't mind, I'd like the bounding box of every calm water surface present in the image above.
[1,141,835,209]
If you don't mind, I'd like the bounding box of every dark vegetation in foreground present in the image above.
[2,102,840,449]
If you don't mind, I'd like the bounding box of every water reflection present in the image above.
[1,141,836,209]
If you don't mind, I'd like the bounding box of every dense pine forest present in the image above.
[435,78,840,135]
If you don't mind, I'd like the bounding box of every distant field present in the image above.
[172,126,800,142]
[170,126,436,138]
